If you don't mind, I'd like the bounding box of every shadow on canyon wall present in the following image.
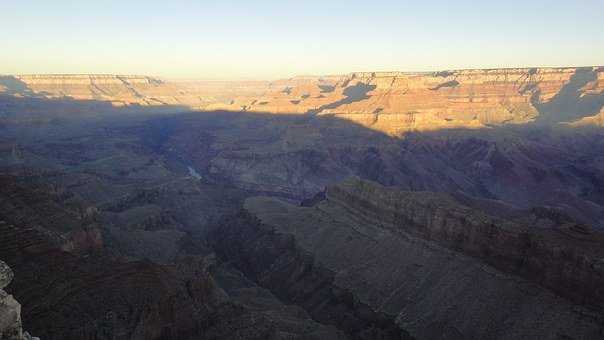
[535,67,604,124]
[2,86,604,339]
[1,79,604,226]
[305,67,604,123]
[308,83,377,114]
[0,76,191,130]
[0,76,41,97]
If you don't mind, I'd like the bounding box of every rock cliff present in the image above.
[0,260,37,340]
[234,67,604,134]
[1,74,196,108]
[157,111,604,228]
[0,163,345,339]
[210,211,411,340]
[326,177,604,309]
[227,177,604,339]
[3,67,603,134]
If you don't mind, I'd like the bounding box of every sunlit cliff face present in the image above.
[1,66,603,135]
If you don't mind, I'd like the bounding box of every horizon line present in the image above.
[3,65,602,82]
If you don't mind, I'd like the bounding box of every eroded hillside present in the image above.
[223,178,604,339]
[1,67,604,339]
[3,67,603,134]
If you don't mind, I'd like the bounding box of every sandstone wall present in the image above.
[3,67,603,134]
[238,67,604,134]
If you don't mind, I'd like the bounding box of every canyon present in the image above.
[217,177,604,339]
[3,67,603,133]
[0,67,604,339]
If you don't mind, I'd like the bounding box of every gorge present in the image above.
[1,66,604,339]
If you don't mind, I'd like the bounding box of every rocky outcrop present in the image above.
[0,217,345,340]
[0,260,21,340]
[0,75,266,110]
[0,174,103,255]
[209,211,411,340]
[0,261,12,289]
[217,67,604,134]
[0,173,345,340]
[570,107,604,127]
[161,111,604,228]
[0,260,37,340]
[1,74,177,109]
[327,177,604,310]
[4,67,603,134]
[235,178,604,339]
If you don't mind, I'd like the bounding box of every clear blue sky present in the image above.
[1,0,603,79]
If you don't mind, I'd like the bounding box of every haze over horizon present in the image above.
[2,0,604,79]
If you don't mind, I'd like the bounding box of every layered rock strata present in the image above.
[3,67,603,133]
[236,67,604,134]
[215,178,604,339]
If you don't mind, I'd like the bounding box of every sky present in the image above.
[1,0,603,79]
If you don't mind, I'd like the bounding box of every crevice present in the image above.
[209,210,413,340]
